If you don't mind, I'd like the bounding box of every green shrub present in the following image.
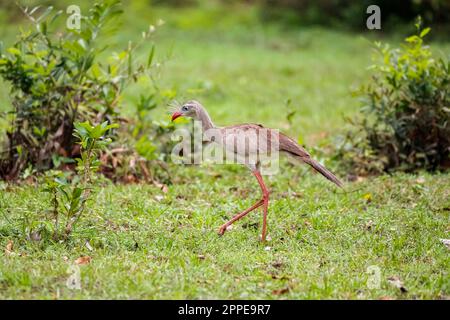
[260,0,450,31]
[338,19,450,176]
[0,1,157,180]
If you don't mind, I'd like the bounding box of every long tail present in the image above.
[302,157,343,188]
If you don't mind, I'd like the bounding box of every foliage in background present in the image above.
[261,0,450,33]
[2,0,450,35]
[337,20,450,176]
[0,1,168,182]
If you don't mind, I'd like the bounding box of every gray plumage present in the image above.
[175,100,343,188]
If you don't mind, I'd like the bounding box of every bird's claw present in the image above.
[218,226,226,236]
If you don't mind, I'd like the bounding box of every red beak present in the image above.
[171,112,182,122]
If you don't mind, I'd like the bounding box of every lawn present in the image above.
[0,2,449,299]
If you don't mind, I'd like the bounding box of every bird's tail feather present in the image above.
[302,157,343,188]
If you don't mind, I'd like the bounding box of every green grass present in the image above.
[1,168,449,299]
[0,2,449,299]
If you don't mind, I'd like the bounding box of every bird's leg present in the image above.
[253,171,269,242]
[218,198,263,236]
[218,170,270,241]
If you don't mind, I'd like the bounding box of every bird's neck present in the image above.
[197,107,215,132]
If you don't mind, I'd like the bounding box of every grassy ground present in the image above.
[1,168,449,299]
[0,2,449,299]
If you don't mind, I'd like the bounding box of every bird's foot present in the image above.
[218,224,232,236]
[218,225,226,236]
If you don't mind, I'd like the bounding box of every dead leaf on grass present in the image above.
[74,256,91,265]
[5,240,13,255]
[304,220,312,228]
[272,287,290,295]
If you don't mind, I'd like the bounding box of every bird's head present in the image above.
[171,100,202,121]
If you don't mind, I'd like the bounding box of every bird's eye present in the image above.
[181,105,189,112]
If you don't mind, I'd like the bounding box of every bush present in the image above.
[338,19,450,176]
[260,0,450,31]
[0,1,160,180]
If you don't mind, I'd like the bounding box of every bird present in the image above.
[171,100,343,242]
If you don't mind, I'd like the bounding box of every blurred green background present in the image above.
[1,0,449,145]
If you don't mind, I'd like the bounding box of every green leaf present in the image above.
[91,124,104,139]
[37,21,47,34]
[128,50,132,77]
[405,35,419,43]
[104,123,119,131]
[420,27,431,38]
[147,44,155,68]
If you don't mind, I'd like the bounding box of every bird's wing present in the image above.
[222,123,264,130]
[220,124,310,157]
[219,124,342,187]
[218,124,281,158]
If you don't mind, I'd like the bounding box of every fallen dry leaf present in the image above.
[304,220,312,228]
[208,172,222,178]
[356,176,367,183]
[388,276,408,293]
[161,184,169,193]
[197,254,206,260]
[272,287,290,295]
[154,181,169,193]
[5,240,13,255]
[74,256,91,265]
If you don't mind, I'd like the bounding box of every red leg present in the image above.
[218,198,263,235]
[218,170,270,242]
[253,171,270,242]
